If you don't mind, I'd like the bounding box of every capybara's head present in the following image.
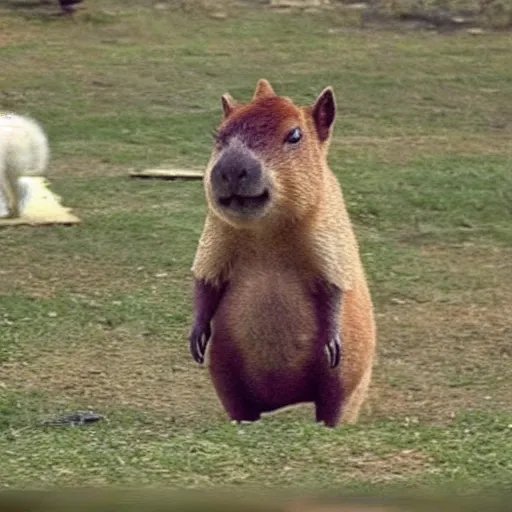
[204,79,336,228]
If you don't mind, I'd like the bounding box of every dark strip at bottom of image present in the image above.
[0,487,511,512]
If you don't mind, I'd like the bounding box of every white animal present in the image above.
[0,113,50,218]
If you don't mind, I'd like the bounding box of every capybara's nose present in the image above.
[211,148,263,197]
[219,166,248,186]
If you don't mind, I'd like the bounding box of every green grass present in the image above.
[1,0,512,497]
[2,390,511,489]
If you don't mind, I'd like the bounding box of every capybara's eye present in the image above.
[285,128,302,144]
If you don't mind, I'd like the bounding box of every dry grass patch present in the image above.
[0,260,163,299]
[373,303,512,422]
[335,133,512,163]
[2,243,510,427]
[1,333,225,424]
[346,449,436,482]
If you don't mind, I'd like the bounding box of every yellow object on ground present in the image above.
[0,176,80,227]
[130,168,204,180]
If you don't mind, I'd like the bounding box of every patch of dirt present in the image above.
[1,243,510,428]
[0,29,36,48]
[369,244,512,422]
[371,305,512,422]
[348,449,436,482]
[3,298,509,427]
[0,333,225,425]
[0,252,186,299]
[2,290,510,426]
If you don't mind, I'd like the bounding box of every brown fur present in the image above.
[190,79,376,426]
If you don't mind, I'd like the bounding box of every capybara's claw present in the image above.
[189,324,211,364]
[325,333,341,369]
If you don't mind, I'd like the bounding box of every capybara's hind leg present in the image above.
[208,345,262,423]
[228,402,261,423]
[340,367,372,424]
[314,376,344,428]
[211,370,261,422]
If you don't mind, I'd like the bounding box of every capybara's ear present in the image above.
[312,87,336,142]
[252,78,276,101]
[221,93,237,118]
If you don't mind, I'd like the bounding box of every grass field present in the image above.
[1,0,511,495]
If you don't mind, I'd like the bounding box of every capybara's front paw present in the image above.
[325,332,341,369]
[189,323,211,364]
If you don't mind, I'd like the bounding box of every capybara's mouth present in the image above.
[217,189,270,213]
